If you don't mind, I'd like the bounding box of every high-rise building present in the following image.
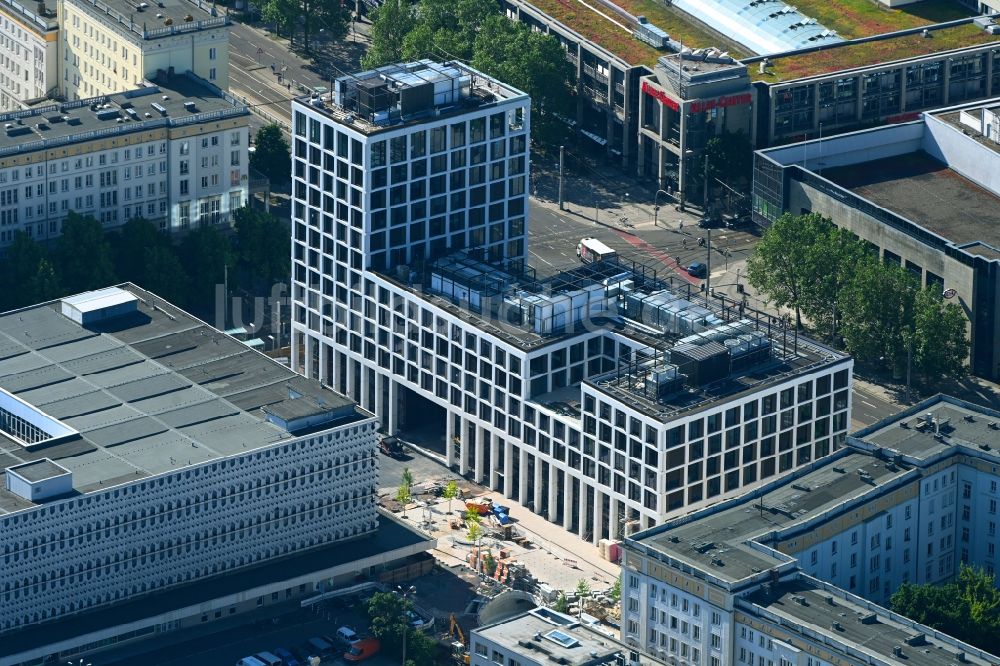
[621,395,1000,666]
[292,60,853,545]
[0,285,430,666]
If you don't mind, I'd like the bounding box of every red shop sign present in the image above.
[641,81,680,112]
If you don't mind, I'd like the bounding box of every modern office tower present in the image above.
[0,72,249,247]
[292,59,853,546]
[621,395,1000,666]
[0,285,436,666]
[61,0,229,99]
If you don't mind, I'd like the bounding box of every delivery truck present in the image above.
[576,238,617,264]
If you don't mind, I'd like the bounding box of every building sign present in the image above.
[689,93,752,114]
[642,82,752,115]
[641,81,679,112]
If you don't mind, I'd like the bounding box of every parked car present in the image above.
[336,626,361,645]
[687,262,708,278]
[344,638,381,662]
[273,647,300,666]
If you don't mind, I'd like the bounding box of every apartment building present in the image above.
[291,60,853,545]
[61,0,229,99]
[0,285,435,666]
[752,99,1000,380]
[0,0,58,111]
[621,395,1000,666]
[0,72,249,247]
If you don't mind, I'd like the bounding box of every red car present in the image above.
[344,638,381,662]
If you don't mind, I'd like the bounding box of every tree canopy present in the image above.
[250,124,292,186]
[260,0,348,51]
[890,564,1000,651]
[364,592,439,666]
[747,212,969,382]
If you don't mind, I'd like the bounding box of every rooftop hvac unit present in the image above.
[670,340,731,386]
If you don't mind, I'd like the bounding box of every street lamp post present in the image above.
[396,585,417,666]
[653,189,672,227]
[678,149,694,212]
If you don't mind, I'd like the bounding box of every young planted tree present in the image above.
[553,593,570,613]
[396,484,412,518]
[575,579,591,617]
[442,480,459,513]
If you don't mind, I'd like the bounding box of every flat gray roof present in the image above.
[8,459,68,483]
[630,451,906,584]
[68,0,226,38]
[823,151,1000,251]
[0,285,365,515]
[854,395,1000,461]
[742,579,996,666]
[0,73,246,158]
[475,608,661,665]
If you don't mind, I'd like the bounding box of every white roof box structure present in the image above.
[61,287,139,325]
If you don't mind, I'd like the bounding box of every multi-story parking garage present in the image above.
[290,60,854,545]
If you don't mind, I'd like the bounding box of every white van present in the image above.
[236,657,266,666]
[336,626,360,645]
[255,652,284,666]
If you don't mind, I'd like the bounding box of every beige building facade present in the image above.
[60,0,229,99]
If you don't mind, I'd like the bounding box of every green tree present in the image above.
[250,124,292,186]
[553,593,570,613]
[483,550,497,577]
[745,212,832,330]
[402,630,439,666]
[609,578,621,603]
[472,16,575,137]
[27,259,62,305]
[396,484,412,517]
[838,257,918,370]
[575,579,591,618]
[0,231,52,311]
[466,519,483,544]
[799,225,868,340]
[112,217,169,286]
[261,0,298,39]
[464,506,482,525]
[140,246,190,308]
[890,564,1000,650]
[912,287,969,384]
[56,212,117,293]
[401,466,414,490]
[366,591,412,643]
[178,225,233,313]
[233,207,290,286]
[362,0,416,69]
[302,0,349,54]
[442,480,459,513]
[704,131,753,186]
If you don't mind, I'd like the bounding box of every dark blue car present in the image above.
[687,262,708,278]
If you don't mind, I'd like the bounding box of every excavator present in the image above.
[448,614,470,664]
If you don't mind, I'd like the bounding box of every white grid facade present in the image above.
[0,418,378,632]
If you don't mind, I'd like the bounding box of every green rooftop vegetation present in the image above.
[525,0,747,66]
[788,0,975,39]
[752,23,999,83]
[528,0,662,65]
[606,0,749,57]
